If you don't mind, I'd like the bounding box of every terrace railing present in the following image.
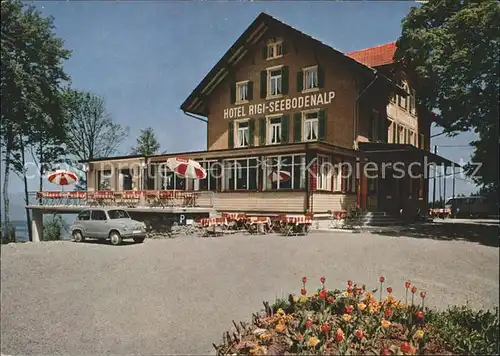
[28,190,214,209]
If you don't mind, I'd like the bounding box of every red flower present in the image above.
[320,276,326,284]
[347,286,353,293]
[411,286,417,294]
[302,276,307,284]
[416,311,424,320]
[380,347,393,355]
[354,329,364,339]
[405,281,411,289]
[319,289,328,300]
[335,328,344,342]
[420,291,426,298]
[347,280,353,287]
[360,288,365,294]
[387,287,393,294]
[327,296,335,304]
[345,305,354,314]
[301,288,307,296]
[297,334,303,341]
[320,323,330,334]
[385,309,393,318]
[400,342,412,353]
[305,320,313,328]
[380,276,385,283]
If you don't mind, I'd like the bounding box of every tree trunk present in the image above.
[2,126,13,243]
[19,136,33,242]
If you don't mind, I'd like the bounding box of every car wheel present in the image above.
[73,230,84,243]
[133,237,145,243]
[109,231,122,246]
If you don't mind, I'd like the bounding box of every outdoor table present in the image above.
[221,213,248,230]
[122,190,143,208]
[197,217,229,237]
[246,216,272,235]
[93,191,115,206]
[328,210,348,229]
[278,215,313,236]
[144,190,160,207]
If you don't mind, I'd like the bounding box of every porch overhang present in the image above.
[358,142,461,168]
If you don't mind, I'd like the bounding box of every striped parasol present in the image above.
[267,170,291,182]
[166,157,207,180]
[47,169,78,186]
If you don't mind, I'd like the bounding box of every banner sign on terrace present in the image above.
[223,90,336,120]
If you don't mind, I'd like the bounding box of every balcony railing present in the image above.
[28,190,214,208]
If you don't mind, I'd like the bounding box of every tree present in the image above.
[1,0,71,240]
[64,89,129,187]
[395,0,500,200]
[131,127,162,156]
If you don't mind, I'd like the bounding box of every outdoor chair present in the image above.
[343,207,363,229]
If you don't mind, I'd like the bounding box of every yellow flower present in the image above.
[250,346,267,355]
[385,295,396,304]
[413,329,425,340]
[300,296,308,304]
[358,302,367,311]
[307,336,320,347]
[275,322,286,333]
[259,332,272,340]
[381,319,392,329]
[276,308,285,316]
[342,313,352,322]
[293,296,299,303]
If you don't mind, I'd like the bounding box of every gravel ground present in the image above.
[1,231,498,355]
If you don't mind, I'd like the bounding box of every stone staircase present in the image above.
[315,211,406,231]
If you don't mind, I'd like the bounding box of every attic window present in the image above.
[266,39,283,60]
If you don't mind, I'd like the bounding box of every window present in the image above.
[398,126,404,144]
[198,161,218,191]
[388,121,394,143]
[390,91,396,103]
[236,121,250,148]
[303,66,318,91]
[340,162,357,193]
[77,210,90,221]
[108,210,130,219]
[404,128,410,144]
[268,116,281,144]
[409,89,416,115]
[368,178,377,193]
[370,110,379,142]
[392,123,398,144]
[158,164,185,190]
[91,210,107,221]
[419,133,425,149]
[97,170,112,190]
[236,81,249,103]
[266,40,283,60]
[398,81,409,110]
[263,155,305,190]
[224,158,258,191]
[317,155,332,191]
[268,68,282,97]
[410,131,415,146]
[303,111,319,141]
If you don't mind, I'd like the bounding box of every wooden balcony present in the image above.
[30,190,215,209]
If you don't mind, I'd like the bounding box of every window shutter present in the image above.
[259,117,266,145]
[281,115,289,143]
[228,121,234,149]
[260,71,267,99]
[248,119,255,147]
[318,109,326,141]
[262,45,268,60]
[281,66,289,94]
[318,65,325,88]
[230,82,236,104]
[247,81,253,101]
[294,112,302,142]
[297,70,303,92]
[281,41,288,55]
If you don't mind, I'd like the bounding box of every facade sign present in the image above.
[223,90,336,120]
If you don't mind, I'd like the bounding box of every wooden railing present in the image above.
[29,190,214,208]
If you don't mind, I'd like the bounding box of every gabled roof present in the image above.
[347,42,397,68]
[180,12,398,117]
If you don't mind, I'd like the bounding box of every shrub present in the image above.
[213,277,499,355]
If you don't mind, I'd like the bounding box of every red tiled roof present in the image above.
[347,42,397,67]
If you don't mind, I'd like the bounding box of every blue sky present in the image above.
[7,0,478,198]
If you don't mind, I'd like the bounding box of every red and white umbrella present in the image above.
[166,157,207,180]
[267,170,291,182]
[47,169,78,186]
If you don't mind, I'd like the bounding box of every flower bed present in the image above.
[213,277,499,355]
